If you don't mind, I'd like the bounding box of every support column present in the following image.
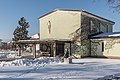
[32,44,36,58]
[70,42,72,57]
[69,42,72,63]
[50,44,53,57]
[21,44,24,55]
[53,43,56,57]
[18,45,21,56]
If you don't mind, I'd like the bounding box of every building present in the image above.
[0,39,12,50]
[31,33,40,53]
[39,9,120,58]
[31,33,40,39]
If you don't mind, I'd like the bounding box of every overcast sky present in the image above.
[0,0,119,39]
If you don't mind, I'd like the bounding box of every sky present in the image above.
[0,0,120,39]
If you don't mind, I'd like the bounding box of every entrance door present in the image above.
[56,43,64,57]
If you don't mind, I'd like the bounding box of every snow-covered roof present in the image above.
[91,32,120,39]
[31,33,40,39]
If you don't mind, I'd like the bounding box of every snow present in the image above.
[0,50,18,58]
[0,53,17,58]
[31,33,39,39]
[0,57,61,67]
[0,57,120,80]
[0,52,17,58]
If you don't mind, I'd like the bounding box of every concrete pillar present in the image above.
[69,42,72,63]
[21,44,24,54]
[18,45,21,56]
[32,44,36,58]
[70,42,72,56]
[50,44,53,57]
[53,43,56,57]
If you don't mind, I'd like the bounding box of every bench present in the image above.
[40,52,50,57]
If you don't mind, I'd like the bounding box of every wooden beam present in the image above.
[14,39,72,44]
[32,44,36,58]
[69,42,72,63]
[50,44,53,57]
[70,42,72,57]
[18,45,21,56]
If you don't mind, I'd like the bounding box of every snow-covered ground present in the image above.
[0,50,17,58]
[0,50,33,58]
[0,57,120,80]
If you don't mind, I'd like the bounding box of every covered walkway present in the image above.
[14,39,73,58]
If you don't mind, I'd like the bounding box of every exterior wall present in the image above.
[31,33,40,52]
[75,13,114,57]
[91,39,120,58]
[40,11,81,40]
[39,10,114,58]
[81,12,113,34]
[91,40,103,56]
[100,23,112,33]
[108,24,112,32]
[73,14,91,57]
[104,39,120,57]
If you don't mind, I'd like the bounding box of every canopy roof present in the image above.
[14,38,72,44]
[91,32,120,39]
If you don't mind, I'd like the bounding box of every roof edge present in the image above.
[90,36,120,39]
[38,9,58,19]
[81,10,115,24]
[39,9,115,24]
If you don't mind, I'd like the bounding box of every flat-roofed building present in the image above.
[39,9,120,58]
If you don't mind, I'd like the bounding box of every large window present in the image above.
[90,20,100,34]
[100,23,108,33]
[56,43,64,56]
[106,25,108,32]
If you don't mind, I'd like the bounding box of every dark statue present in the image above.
[64,48,69,58]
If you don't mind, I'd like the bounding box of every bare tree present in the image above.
[93,0,120,12]
[108,0,120,12]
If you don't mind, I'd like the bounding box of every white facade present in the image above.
[31,33,40,52]
[39,9,118,58]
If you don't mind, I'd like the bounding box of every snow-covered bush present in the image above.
[0,57,62,67]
